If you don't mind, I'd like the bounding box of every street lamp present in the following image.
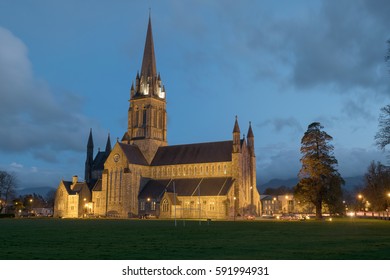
[386,193,390,218]
[357,194,365,216]
[83,198,87,217]
[233,197,237,221]
[29,198,33,214]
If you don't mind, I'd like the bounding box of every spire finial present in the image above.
[233,116,240,133]
[247,121,254,138]
[87,128,94,148]
[141,12,157,78]
[105,133,112,153]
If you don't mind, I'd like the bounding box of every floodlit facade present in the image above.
[54,16,260,219]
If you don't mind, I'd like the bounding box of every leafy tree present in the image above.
[0,171,17,213]
[294,122,344,218]
[362,161,390,212]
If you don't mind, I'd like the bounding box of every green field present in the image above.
[0,218,389,260]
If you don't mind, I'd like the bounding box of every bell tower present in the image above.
[123,15,167,163]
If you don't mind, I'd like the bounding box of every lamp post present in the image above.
[357,194,365,216]
[233,196,237,221]
[147,197,151,217]
[29,198,33,215]
[83,198,87,218]
[273,197,277,216]
[250,186,253,215]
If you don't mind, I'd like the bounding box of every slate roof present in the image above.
[93,151,108,171]
[92,179,102,191]
[151,141,233,166]
[138,177,234,200]
[62,181,88,195]
[118,143,149,165]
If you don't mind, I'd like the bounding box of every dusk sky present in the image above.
[0,0,389,190]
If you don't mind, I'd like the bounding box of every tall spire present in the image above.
[233,116,240,133]
[141,14,157,78]
[247,121,254,138]
[87,128,94,148]
[105,133,112,155]
[247,122,255,156]
[233,116,241,153]
[85,129,94,184]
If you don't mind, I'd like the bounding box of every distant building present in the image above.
[32,207,53,217]
[261,194,305,215]
[54,15,260,219]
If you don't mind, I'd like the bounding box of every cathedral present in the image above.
[54,16,261,219]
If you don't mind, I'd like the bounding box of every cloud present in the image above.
[342,99,376,122]
[0,26,95,162]
[239,0,390,94]
[335,147,387,177]
[258,117,303,133]
[257,146,301,183]
[10,162,23,169]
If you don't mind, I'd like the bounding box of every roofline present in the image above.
[159,139,232,149]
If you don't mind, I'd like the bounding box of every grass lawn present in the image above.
[0,218,389,260]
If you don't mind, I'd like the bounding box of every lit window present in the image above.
[140,200,145,211]
[162,199,169,212]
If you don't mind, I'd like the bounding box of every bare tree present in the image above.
[362,161,390,212]
[0,171,17,213]
[375,105,390,155]
[385,39,390,71]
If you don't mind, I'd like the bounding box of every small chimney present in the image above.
[72,175,78,185]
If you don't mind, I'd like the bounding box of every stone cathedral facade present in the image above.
[54,16,260,219]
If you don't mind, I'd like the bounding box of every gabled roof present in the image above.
[62,181,88,195]
[151,140,233,166]
[92,179,102,192]
[118,142,149,165]
[138,177,234,200]
[93,151,108,171]
[165,192,181,205]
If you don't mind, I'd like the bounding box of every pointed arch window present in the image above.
[162,199,169,212]
[142,109,147,127]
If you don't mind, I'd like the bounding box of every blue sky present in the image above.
[0,0,389,189]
